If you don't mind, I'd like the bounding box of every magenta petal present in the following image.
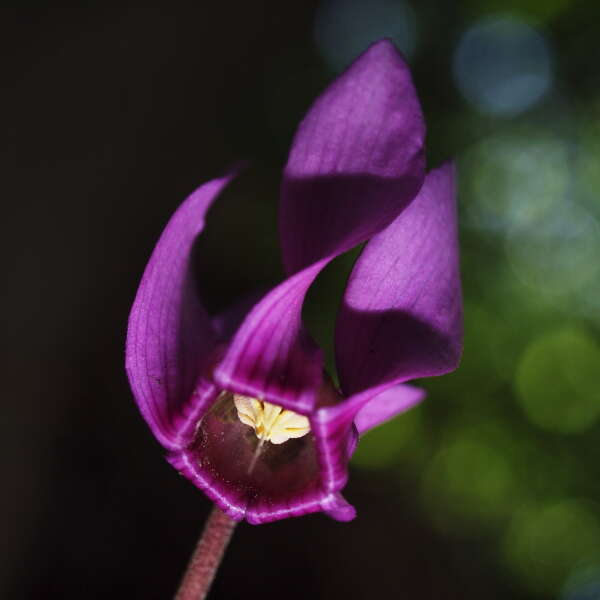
[321,493,356,522]
[214,261,325,414]
[354,384,425,435]
[280,39,425,275]
[217,41,426,413]
[125,173,236,449]
[312,383,422,498]
[336,162,463,396]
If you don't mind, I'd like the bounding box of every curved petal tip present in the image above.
[125,172,237,449]
[322,493,356,522]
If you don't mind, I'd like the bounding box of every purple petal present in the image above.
[336,162,463,397]
[321,493,356,522]
[214,261,326,414]
[125,173,236,449]
[215,40,426,414]
[311,384,423,496]
[312,406,357,494]
[280,39,425,275]
[353,384,425,435]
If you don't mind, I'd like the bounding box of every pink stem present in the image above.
[174,506,237,600]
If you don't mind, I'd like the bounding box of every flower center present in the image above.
[233,395,310,444]
[192,390,319,495]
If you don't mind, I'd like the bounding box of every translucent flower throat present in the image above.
[193,391,318,495]
[233,395,310,444]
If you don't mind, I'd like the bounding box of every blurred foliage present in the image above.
[516,327,600,433]
[462,0,574,22]
[300,0,600,598]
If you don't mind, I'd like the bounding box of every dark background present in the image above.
[5,2,600,599]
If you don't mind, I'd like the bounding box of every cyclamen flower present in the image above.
[126,40,462,525]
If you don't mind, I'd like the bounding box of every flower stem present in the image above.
[174,505,237,600]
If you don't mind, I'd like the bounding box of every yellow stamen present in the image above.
[233,394,310,445]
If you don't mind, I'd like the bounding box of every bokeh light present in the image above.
[453,15,553,116]
[577,275,600,324]
[463,0,574,22]
[515,327,600,434]
[461,128,570,232]
[577,99,600,208]
[421,424,521,534]
[352,404,424,469]
[562,567,600,600]
[505,201,600,299]
[503,500,600,595]
[314,0,417,72]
